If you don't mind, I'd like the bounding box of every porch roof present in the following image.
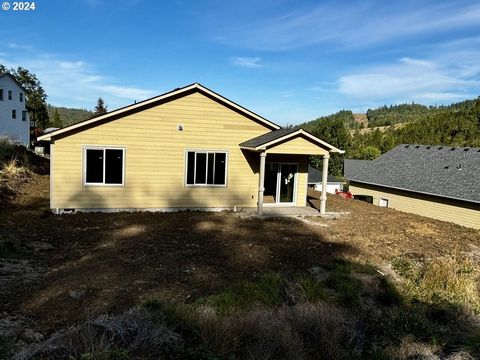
[239,128,344,154]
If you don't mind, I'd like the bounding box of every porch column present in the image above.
[320,153,330,214]
[258,151,267,215]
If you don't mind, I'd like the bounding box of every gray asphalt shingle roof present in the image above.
[346,144,480,204]
[344,159,371,178]
[239,128,298,148]
[308,166,341,184]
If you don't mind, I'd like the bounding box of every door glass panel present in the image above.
[279,164,297,203]
[264,163,278,203]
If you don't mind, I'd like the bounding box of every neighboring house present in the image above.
[345,144,480,229]
[0,73,29,146]
[38,83,343,214]
[307,166,343,193]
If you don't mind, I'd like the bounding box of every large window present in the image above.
[186,150,227,186]
[84,147,125,185]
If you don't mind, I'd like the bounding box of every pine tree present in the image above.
[50,109,63,128]
[94,97,108,116]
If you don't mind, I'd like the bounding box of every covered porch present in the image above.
[239,128,344,216]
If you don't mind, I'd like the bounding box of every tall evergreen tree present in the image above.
[94,97,108,115]
[50,109,63,128]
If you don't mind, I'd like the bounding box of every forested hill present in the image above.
[46,105,93,128]
[299,96,480,176]
[365,99,479,127]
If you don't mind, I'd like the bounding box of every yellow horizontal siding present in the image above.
[267,137,329,155]
[53,92,309,210]
[349,183,480,229]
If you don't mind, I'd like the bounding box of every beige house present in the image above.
[345,145,480,229]
[38,83,343,214]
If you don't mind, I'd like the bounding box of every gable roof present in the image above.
[239,128,344,153]
[346,144,480,204]
[0,73,26,91]
[38,83,281,141]
[308,166,342,184]
[344,159,371,178]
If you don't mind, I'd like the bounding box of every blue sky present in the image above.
[1,0,479,125]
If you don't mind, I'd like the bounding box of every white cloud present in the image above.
[0,51,156,109]
[230,56,262,68]
[220,2,480,50]
[337,53,480,104]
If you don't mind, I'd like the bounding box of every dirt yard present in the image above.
[1,173,480,338]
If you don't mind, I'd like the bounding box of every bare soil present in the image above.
[1,174,479,337]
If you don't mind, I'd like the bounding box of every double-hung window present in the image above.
[19,92,24,102]
[11,109,16,119]
[0,89,3,101]
[186,150,227,186]
[8,90,12,100]
[84,147,125,186]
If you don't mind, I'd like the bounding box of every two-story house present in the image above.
[0,73,30,146]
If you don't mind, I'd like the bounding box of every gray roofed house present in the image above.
[345,144,480,229]
[343,159,371,179]
[307,166,343,193]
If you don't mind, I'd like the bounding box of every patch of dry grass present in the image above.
[392,252,480,313]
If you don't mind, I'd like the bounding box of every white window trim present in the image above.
[379,197,389,208]
[82,145,126,187]
[184,149,228,187]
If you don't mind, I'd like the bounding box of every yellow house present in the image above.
[38,83,343,214]
[345,145,480,229]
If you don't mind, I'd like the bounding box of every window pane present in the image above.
[86,149,104,183]
[207,153,214,184]
[195,153,207,184]
[214,153,226,185]
[0,89,3,101]
[105,149,123,184]
[12,110,16,119]
[186,152,195,184]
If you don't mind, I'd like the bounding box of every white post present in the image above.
[258,151,266,215]
[320,153,330,214]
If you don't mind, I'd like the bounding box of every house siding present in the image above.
[0,75,29,146]
[266,136,329,155]
[349,182,480,229]
[52,92,308,210]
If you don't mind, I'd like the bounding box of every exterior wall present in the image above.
[266,136,328,155]
[349,182,480,229]
[0,76,29,146]
[313,182,342,194]
[52,92,289,210]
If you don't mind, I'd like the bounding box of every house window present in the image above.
[186,150,227,186]
[22,110,27,121]
[19,93,23,102]
[8,90,12,100]
[12,109,16,119]
[379,198,389,208]
[0,89,3,101]
[84,147,125,185]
